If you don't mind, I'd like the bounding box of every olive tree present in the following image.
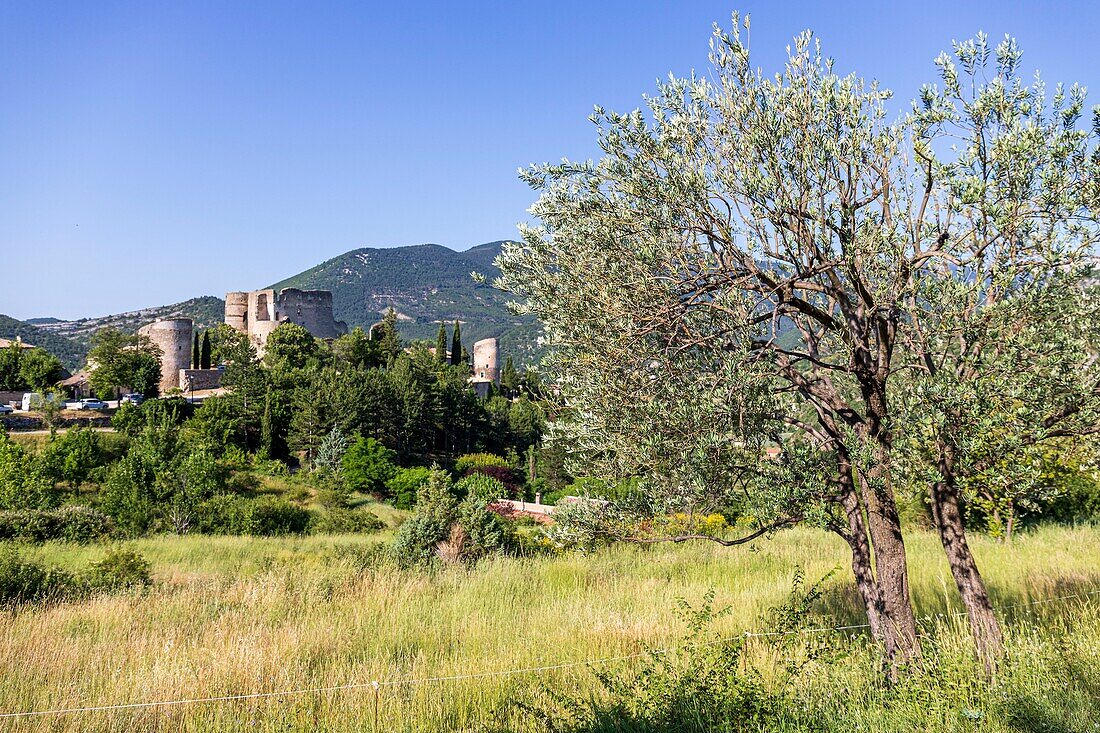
[497,17,1099,676]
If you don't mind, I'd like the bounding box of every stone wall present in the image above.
[179,368,223,393]
[1,415,113,431]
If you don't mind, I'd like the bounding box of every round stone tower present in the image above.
[472,338,500,383]
[138,318,193,394]
[224,291,249,333]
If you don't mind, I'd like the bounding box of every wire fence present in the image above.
[1,587,1097,721]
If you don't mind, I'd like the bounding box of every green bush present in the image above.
[308,508,384,534]
[0,550,77,606]
[454,453,510,474]
[0,506,114,543]
[99,452,158,536]
[454,473,507,503]
[386,466,432,509]
[225,470,261,494]
[391,512,451,566]
[315,488,351,510]
[391,468,516,566]
[83,549,152,591]
[0,433,60,511]
[252,458,290,477]
[391,468,456,566]
[342,437,397,495]
[458,498,513,561]
[40,428,105,486]
[195,495,310,536]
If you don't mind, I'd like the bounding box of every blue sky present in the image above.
[1,0,1096,319]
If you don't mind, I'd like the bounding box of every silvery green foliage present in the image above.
[496,16,1100,534]
[895,34,1100,523]
[314,426,350,476]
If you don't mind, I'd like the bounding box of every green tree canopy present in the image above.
[263,323,318,369]
[342,436,398,495]
[87,328,163,398]
[17,349,64,391]
[497,20,1100,675]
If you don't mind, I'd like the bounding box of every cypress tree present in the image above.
[260,388,274,459]
[192,333,200,369]
[200,331,212,369]
[450,320,463,366]
[501,356,519,396]
[436,322,448,363]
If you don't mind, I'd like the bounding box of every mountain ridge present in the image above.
[3,240,539,368]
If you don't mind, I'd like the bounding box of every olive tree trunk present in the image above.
[930,441,1004,673]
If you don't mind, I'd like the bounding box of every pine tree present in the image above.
[450,321,463,367]
[192,333,201,369]
[200,331,212,369]
[377,307,401,366]
[436,322,448,363]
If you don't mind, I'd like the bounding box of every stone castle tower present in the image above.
[225,288,347,353]
[137,318,193,394]
[472,337,500,383]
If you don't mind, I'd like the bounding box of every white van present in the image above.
[21,392,63,411]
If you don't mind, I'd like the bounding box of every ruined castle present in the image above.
[225,288,348,353]
[469,337,499,398]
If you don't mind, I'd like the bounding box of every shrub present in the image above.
[386,466,432,509]
[225,470,260,494]
[194,495,310,536]
[0,433,60,511]
[315,488,351,510]
[99,452,158,536]
[454,473,507,503]
[392,468,517,566]
[391,468,456,566]
[309,508,384,534]
[41,428,105,486]
[0,506,114,543]
[342,437,397,495]
[464,464,522,498]
[252,459,290,477]
[458,497,513,561]
[84,549,152,591]
[454,453,511,474]
[0,550,76,606]
[392,512,451,567]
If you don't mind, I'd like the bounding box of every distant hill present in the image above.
[24,296,226,369]
[14,242,541,369]
[270,241,541,362]
[0,315,85,371]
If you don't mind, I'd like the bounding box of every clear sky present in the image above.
[1,0,1096,319]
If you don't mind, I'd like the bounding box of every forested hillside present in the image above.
[270,241,540,362]
[0,314,85,371]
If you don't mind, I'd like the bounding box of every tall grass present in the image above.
[0,526,1097,731]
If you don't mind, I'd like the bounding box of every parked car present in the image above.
[121,393,144,405]
[77,399,109,411]
[0,404,12,414]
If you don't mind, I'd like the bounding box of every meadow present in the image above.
[0,523,1097,732]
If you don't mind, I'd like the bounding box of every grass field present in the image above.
[1,525,1098,731]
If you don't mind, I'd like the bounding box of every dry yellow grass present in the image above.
[0,526,1098,731]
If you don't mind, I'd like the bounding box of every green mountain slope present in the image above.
[270,241,540,362]
[25,296,226,369]
[0,315,85,371]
